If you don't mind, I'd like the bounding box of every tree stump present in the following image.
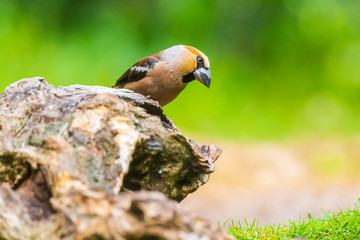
[0,78,231,240]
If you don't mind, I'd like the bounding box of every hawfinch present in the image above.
[113,45,211,107]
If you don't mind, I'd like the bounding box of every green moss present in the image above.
[0,153,31,187]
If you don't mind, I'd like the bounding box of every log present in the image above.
[0,78,230,240]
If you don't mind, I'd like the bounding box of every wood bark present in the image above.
[0,78,230,240]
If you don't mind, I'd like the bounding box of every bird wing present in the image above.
[114,56,160,87]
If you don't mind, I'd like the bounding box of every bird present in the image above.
[112,45,211,107]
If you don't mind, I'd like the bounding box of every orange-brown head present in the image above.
[160,45,211,88]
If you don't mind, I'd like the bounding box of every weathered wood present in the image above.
[0,78,230,240]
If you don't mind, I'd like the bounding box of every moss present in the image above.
[0,153,31,188]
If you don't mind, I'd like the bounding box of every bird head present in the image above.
[160,45,211,88]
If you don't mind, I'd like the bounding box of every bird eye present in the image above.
[197,56,204,64]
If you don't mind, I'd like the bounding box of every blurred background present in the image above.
[1,0,360,225]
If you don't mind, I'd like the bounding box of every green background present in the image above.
[1,0,360,139]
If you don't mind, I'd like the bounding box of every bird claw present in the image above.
[166,117,179,132]
[145,95,178,131]
[145,95,160,106]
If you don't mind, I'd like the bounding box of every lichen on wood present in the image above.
[0,77,230,240]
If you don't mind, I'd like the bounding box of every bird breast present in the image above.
[147,61,187,106]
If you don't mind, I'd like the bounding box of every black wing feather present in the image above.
[115,56,159,87]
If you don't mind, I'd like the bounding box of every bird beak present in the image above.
[194,68,211,88]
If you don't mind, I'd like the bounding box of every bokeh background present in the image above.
[1,0,360,225]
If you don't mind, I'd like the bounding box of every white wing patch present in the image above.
[130,66,150,72]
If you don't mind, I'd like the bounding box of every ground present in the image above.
[180,137,360,226]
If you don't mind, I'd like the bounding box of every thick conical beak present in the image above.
[194,68,211,88]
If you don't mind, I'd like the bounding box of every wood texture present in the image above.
[0,78,230,240]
